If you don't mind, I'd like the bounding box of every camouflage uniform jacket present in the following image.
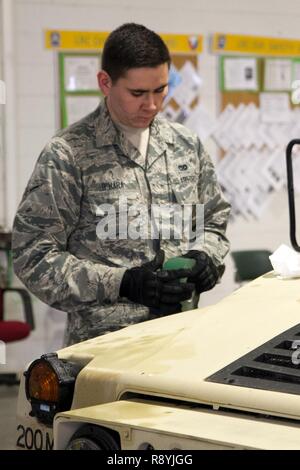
[12,99,230,345]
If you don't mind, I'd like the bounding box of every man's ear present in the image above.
[97,70,112,96]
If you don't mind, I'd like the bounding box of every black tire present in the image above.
[66,424,120,450]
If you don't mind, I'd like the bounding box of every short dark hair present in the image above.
[102,23,171,82]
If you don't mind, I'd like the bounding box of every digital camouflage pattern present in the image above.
[12,100,230,345]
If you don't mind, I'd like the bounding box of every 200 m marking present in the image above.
[16,425,53,450]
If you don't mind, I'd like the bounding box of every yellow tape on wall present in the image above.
[45,30,203,53]
[213,33,300,57]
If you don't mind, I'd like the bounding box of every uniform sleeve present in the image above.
[192,138,231,269]
[12,137,126,312]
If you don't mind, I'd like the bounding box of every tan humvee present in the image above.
[16,272,300,450]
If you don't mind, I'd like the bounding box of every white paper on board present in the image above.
[184,103,216,141]
[213,105,243,150]
[172,61,202,108]
[66,95,100,125]
[261,148,285,191]
[64,56,100,91]
[224,57,258,91]
[264,59,292,91]
[260,92,291,123]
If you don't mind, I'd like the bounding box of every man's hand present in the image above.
[182,250,224,294]
[120,250,194,313]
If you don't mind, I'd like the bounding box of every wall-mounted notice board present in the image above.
[211,33,300,220]
[46,30,203,129]
[213,33,300,110]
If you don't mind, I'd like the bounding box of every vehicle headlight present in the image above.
[25,352,83,425]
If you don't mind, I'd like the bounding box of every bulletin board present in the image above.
[212,33,300,111]
[58,52,199,128]
[219,55,262,109]
[45,30,203,129]
[58,52,102,128]
[219,55,300,110]
[211,33,300,220]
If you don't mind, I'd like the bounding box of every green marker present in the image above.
[163,256,196,312]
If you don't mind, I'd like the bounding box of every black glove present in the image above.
[182,250,224,294]
[120,250,195,313]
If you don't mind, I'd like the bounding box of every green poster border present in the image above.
[58,52,102,128]
[292,58,300,80]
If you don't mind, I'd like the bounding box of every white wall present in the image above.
[14,0,300,203]
[3,0,300,365]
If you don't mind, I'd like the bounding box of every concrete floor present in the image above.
[0,385,19,450]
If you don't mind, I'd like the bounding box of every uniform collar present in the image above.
[95,99,117,147]
[94,99,173,164]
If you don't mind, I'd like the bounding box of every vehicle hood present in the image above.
[58,273,300,419]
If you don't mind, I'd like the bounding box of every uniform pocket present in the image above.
[89,190,149,243]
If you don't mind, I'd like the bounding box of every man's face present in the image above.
[98,63,169,128]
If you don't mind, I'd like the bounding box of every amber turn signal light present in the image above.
[25,352,83,425]
[27,360,59,402]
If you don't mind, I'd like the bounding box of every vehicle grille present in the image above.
[206,323,300,394]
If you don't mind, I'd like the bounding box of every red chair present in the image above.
[0,321,30,343]
[0,231,35,384]
[0,287,34,342]
[0,287,35,385]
